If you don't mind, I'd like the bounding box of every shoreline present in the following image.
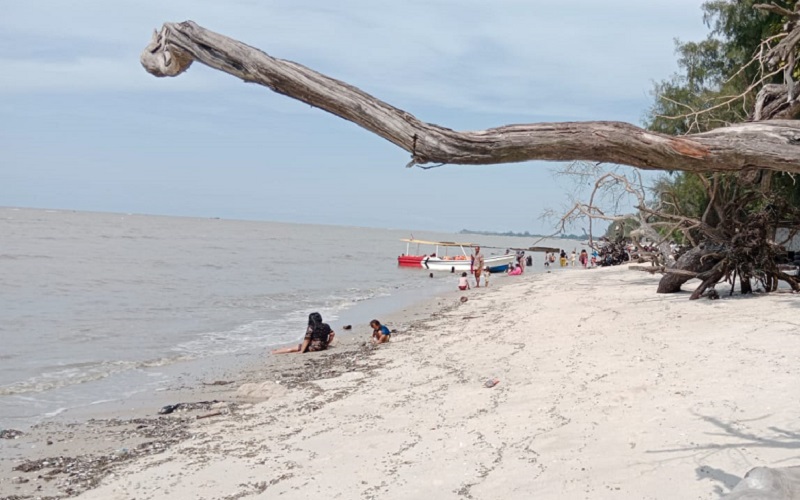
[6,266,794,499]
[0,268,513,498]
[0,269,461,433]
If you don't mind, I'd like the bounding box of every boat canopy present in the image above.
[479,245,561,253]
[400,239,560,253]
[400,238,476,247]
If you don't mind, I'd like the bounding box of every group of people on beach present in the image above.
[458,246,530,290]
[508,248,528,276]
[544,248,595,269]
[271,313,391,355]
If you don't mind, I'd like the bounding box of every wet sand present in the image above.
[3,266,800,499]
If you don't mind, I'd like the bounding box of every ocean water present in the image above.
[0,207,578,428]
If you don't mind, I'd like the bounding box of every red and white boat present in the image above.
[398,238,517,272]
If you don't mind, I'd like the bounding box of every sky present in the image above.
[0,1,710,233]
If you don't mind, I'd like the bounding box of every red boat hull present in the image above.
[398,255,425,267]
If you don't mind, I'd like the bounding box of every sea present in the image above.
[0,207,578,429]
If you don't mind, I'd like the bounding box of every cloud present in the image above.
[0,56,225,93]
[1,0,708,121]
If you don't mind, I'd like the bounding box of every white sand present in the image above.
[16,267,800,499]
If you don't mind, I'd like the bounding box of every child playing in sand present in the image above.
[458,272,470,290]
[370,319,391,344]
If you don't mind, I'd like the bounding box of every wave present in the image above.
[0,356,189,397]
[170,286,393,355]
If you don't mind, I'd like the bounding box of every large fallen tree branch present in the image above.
[141,21,800,174]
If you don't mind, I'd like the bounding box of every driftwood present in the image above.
[655,205,800,297]
[629,265,665,274]
[755,2,800,113]
[657,244,724,294]
[140,21,800,174]
[630,265,703,277]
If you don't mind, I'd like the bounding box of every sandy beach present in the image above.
[3,266,800,499]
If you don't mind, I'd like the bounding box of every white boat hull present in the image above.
[422,254,517,272]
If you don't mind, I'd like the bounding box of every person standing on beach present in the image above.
[579,249,588,268]
[271,312,334,354]
[571,249,577,267]
[484,266,491,287]
[471,246,484,287]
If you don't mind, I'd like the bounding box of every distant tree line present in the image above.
[459,229,585,240]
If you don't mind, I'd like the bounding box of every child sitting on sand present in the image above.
[458,272,471,291]
[370,319,391,344]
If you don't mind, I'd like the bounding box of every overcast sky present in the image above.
[0,1,709,233]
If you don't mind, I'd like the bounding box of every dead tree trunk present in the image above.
[657,244,724,293]
[140,21,800,174]
[689,263,728,300]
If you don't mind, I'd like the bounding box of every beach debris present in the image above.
[157,400,222,415]
[158,404,179,415]
[0,428,24,439]
[196,410,223,420]
[460,296,468,303]
[484,378,500,388]
[202,380,234,386]
[11,416,194,497]
[342,325,352,330]
[706,288,720,300]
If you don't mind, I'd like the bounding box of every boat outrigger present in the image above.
[398,239,517,272]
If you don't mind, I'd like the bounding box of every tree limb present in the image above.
[753,3,800,20]
[141,21,800,174]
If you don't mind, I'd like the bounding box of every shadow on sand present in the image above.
[648,413,800,497]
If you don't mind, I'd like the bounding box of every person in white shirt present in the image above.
[458,272,471,290]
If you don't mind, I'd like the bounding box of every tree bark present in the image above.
[754,84,800,120]
[141,22,800,174]
[689,263,727,300]
[656,244,724,293]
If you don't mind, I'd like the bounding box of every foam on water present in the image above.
[0,356,186,396]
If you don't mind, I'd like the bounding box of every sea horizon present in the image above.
[1,205,568,237]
